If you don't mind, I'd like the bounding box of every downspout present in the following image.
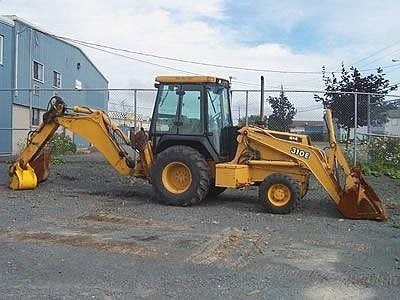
[12,23,19,155]
[14,23,18,99]
[28,28,32,130]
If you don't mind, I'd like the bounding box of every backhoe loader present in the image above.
[9,76,388,220]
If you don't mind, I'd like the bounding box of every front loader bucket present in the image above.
[9,163,38,190]
[337,166,389,220]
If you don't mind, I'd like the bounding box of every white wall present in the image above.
[12,105,30,154]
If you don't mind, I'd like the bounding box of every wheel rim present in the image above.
[267,184,291,207]
[162,162,192,194]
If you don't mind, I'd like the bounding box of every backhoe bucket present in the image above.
[9,163,38,190]
[29,148,51,183]
[337,166,389,220]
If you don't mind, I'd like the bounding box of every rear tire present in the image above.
[151,146,210,206]
[258,173,299,214]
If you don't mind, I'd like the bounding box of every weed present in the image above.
[49,133,76,163]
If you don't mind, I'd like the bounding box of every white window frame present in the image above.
[33,84,40,96]
[32,108,41,126]
[75,79,82,90]
[0,35,4,65]
[32,60,44,82]
[52,70,62,88]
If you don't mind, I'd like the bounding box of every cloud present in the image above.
[1,0,400,93]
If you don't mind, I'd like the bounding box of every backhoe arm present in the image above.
[9,120,60,190]
[57,106,134,176]
[9,96,135,190]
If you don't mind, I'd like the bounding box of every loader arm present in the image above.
[9,96,136,190]
[241,127,344,204]
[230,109,388,220]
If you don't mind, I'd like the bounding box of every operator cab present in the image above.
[150,76,235,161]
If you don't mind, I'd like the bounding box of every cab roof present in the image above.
[155,75,229,85]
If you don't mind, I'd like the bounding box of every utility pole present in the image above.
[260,76,265,122]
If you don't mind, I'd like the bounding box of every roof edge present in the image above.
[0,15,15,26]
[1,15,108,84]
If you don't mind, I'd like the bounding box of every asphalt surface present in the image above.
[0,152,399,299]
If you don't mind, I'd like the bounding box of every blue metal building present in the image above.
[0,15,108,154]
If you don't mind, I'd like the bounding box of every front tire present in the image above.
[151,146,210,206]
[258,173,300,214]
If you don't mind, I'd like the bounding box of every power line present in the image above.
[382,64,400,75]
[67,39,199,75]
[352,40,400,67]
[296,105,323,113]
[357,47,400,69]
[51,33,325,75]
[388,80,400,88]
[231,80,261,87]
[50,32,400,78]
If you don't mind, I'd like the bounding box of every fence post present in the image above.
[245,90,249,126]
[133,89,137,132]
[353,93,358,165]
[260,76,264,121]
[133,89,137,161]
[367,93,371,140]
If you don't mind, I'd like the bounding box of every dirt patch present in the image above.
[189,227,264,268]
[2,229,159,257]
[78,214,192,231]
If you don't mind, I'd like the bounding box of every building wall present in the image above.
[0,19,14,154]
[13,21,108,110]
[0,17,109,154]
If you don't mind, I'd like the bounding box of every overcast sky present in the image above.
[2,0,400,118]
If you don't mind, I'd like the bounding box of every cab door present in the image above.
[206,85,232,154]
[151,84,203,136]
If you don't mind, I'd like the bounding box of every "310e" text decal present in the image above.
[290,147,310,159]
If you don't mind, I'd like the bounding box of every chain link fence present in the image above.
[1,88,399,169]
[231,89,400,168]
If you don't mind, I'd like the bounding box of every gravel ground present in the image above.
[0,152,399,299]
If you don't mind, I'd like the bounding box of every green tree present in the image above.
[267,87,296,132]
[314,64,396,142]
[238,114,268,127]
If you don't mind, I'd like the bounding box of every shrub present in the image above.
[361,136,400,179]
[49,133,77,156]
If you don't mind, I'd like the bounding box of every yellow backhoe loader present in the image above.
[9,76,388,220]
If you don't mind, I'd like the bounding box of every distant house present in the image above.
[291,120,327,141]
[355,108,400,138]
[0,15,108,154]
[385,109,400,136]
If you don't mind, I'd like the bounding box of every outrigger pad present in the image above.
[9,163,38,190]
[337,166,389,221]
